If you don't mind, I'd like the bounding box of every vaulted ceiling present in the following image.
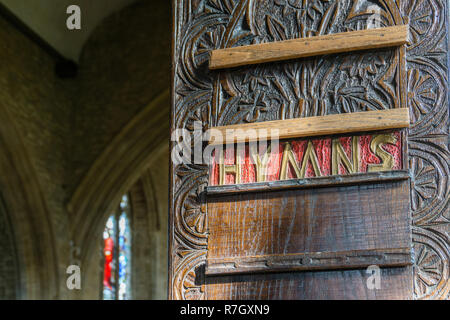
[0,0,137,62]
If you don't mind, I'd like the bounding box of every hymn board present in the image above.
[204,26,412,278]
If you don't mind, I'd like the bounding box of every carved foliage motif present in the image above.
[171,0,449,299]
[403,0,449,300]
[413,227,449,299]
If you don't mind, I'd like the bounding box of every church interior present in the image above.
[0,0,170,299]
[0,0,449,302]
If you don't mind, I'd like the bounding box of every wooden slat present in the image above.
[206,170,410,195]
[210,25,409,69]
[206,267,413,299]
[206,248,412,276]
[208,108,410,145]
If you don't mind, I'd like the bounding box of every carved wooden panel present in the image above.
[209,25,409,69]
[170,0,449,300]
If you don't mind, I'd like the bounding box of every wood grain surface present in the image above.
[206,247,412,276]
[170,0,449,300]
[209,25,409,69]
[207,109,410,145]
[206,267,413,299]
[206,170,410,195]
[207,181,411,273]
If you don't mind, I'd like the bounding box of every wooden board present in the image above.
[206,180,411,275]
[206,248,411,276]
[207,109,410,145]
[206,267,413,300]
[209,25,409,69]
[206,171,410,195]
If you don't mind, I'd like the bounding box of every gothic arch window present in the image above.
[102,194,132,300]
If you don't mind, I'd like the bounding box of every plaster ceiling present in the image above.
[0,0,137,62]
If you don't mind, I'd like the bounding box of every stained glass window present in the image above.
[102,194,131,300]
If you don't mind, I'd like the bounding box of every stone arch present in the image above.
[129,150,170,299]
[68,90,170,298]
[0,106,59,299]
[66,0,171,298]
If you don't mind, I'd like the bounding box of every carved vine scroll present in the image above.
[170,0,449,300]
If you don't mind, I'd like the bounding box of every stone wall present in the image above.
[68,0,170,299]
[0,0,170,299]
[0,11,73,299]
[130,148,169,300]
[70,0,171,198]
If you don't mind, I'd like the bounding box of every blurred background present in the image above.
[0,0,170,299]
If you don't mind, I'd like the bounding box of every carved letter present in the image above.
[250,144,271,182]
[368,134,397,172]
[300,141,322,178]
[332,137,359,175]
[219,147,242,185]
[279,142,302,180]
